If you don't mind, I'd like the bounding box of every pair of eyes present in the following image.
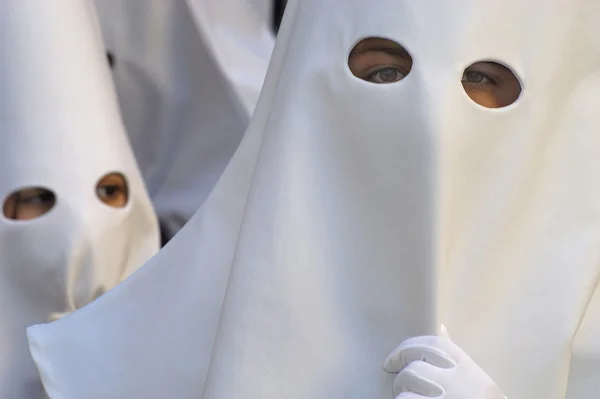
[348,38,522,109]
[2,172,129,221]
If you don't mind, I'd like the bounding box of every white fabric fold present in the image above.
[95,0,274,237]
[28,0,600,398]
[0,0,159,396]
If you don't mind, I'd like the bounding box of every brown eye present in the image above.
[95,172,129,208]
[3,187,56,220]
[461,61,521,108]
[349,37,413,84]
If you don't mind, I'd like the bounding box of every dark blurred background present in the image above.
[273,0,287,33]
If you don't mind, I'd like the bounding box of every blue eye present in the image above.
[366,67,404,84]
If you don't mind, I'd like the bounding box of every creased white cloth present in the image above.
[95,0,274,238]
[0,0,159,397]
[28,0,600,398]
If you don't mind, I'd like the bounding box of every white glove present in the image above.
[383,332,506,399]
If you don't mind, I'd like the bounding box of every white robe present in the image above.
[28,0,600,398]
[0,0,159,396]
[95,0,274,238]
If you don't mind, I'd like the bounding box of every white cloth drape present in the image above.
[0,0,159,396]
[28,0,600,398]
[95,0,274,238]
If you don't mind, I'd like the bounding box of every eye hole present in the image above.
[3,187,56,221]
[95,172,129,208]
[106,51,115,69]
[348,37,413,84]
[461,61,522,108]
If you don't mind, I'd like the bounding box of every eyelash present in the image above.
[359,64,499,88]
[98,185,122,197]
[365,66,407,83]
[20,192,54,205]
[461,70,497,87]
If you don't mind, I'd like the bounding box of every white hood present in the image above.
[95,0,274,237]
[28,0,600,398]
[0,0,159,396]
[247,0,272,26]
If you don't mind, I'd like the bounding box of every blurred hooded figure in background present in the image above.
[95,0,274,243]
[0,0,159,397]
[248,0,272,27]
[27,0,600,398]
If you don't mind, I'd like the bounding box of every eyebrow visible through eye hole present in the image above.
[348,38,413,84]
[351,45,411,60]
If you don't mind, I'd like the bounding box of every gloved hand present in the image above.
[383,329,506,398]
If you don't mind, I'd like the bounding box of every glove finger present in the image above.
[384,336,457,373]
[439,324,451,339]
[392,360,444,397]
